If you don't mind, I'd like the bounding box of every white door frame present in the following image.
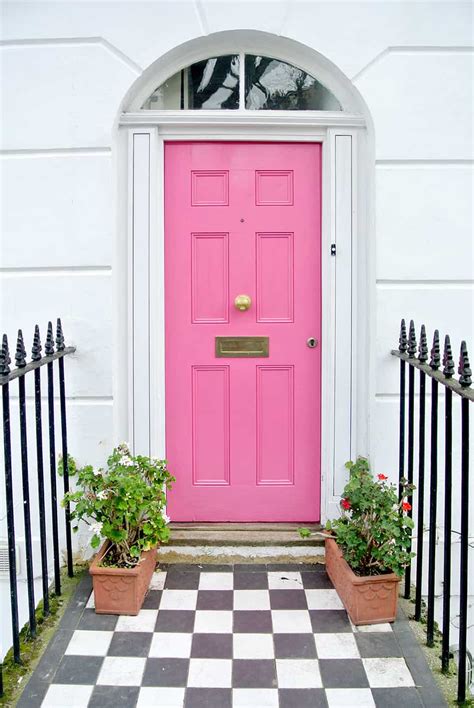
[116,110,369,523]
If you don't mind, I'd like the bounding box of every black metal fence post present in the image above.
[1,335,20,664]
[457,342,471,702]
[32,325,50,617]
[441,334,454,672]
[398,319,407,502]
[404,320,416,599]
[56,319,74,577]
[426,329,440,647]
[414,325,428,621]
[46,322,61,596]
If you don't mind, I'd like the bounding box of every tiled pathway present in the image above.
[19,564,447,708]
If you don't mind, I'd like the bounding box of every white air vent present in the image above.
[0,540,20,577]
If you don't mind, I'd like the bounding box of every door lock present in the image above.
[307,337,318,348]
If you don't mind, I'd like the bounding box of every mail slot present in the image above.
[215,336,269,358]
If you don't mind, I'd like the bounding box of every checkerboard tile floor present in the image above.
[22,564,446,707]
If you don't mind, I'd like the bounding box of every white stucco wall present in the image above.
[1,0,473,662]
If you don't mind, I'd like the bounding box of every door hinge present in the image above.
[330,243,336,256]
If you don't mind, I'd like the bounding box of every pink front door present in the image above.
[165,142,321,522]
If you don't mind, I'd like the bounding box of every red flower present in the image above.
[377,474,388,481]
[341,498,352,510]
[402,501,412,512]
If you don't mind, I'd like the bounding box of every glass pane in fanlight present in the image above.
[142,55,240,109]
[245,55,341,110]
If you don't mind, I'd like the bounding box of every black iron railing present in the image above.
[0,319,75,697]
[393,319,472,703]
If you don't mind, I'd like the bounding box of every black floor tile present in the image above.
[233,610,273,633]
[53,655,103,685]
[142,590,162,609]
[155,610,195,633]
[142,657,190,687]
[355,632,403,658]
[88,685,140,707]
[16,679,50,708]
[372,687,424,707]
[108,631,153,657]
[165,569,201,589]
[234,572,269,589]
[310,609,352,633]
[274,633,317,659]
[78,609,118,631]
[234,563,268,572]
[197,590,233,610]
[191,633,233,658]
[269,589,308,610]
[279,688,329,707]
[301,571,333,589]
[319,658,369,688]
[232,659,277,688]
[184,687,232,707]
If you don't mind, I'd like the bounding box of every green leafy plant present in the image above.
[62,443,175,568]
[326,457,415,577]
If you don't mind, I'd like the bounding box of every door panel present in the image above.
[165,142,321,522]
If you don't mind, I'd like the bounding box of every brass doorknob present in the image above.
[234,294,252,311]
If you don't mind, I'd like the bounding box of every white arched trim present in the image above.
[115,30,375,523]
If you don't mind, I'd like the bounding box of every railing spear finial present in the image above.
[32,325,42,362]
[45,321,55,356]
[458,341,472,387]
[0,334,11,375]
[15,330,27,368]
[419,324,428,363]
[56,318,65,352]
[430,329,440,370]
[443,334,455,378]
[399,319,407,353]
[408,319,417,358]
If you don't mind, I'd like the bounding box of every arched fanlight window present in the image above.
[142,54,341,111]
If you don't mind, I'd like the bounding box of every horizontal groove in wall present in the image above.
[376,280,474,289]
[8,396,113,405]
[0,36,143,74]
[0,266,112,276]
[376,159,474,168]
[0,147,111,158]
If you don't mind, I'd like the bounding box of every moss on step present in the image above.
[0,565,86,708]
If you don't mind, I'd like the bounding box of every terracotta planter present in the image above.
[89,542,157,615]
[325,537,400,625]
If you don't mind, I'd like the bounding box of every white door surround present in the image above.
[115,32,375,523]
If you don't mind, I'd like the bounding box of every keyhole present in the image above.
[307,337,318,348]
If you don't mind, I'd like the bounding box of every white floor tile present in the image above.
[268,572,303,589]
[149,632,193,658]
[194,610,233,634]
[115,610,158,633]
[187,658,232,688]
[199,572,233,590]
[149,571,167,590]
[305,589,344,610]
[314,632,360,659]
[65,630,113,656]
[276,659,322,688]
[41,684,93,708]
[351,622,393,633]
[85,592,95,609]
[233,688,279,707]
[160,589,198,611]
[326,688,376,707]
[363,657,415,688]
[233,590,271,611]
[233,633,274,659]
[97,656,146,686]
[271,610,312,634]
[137,687,185,707]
